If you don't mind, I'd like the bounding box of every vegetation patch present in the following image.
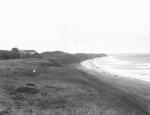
[15,87,40,94]
[36,97,68,109]
[39,59,61,67]
[26,83,35,87]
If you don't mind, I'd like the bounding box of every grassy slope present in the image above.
[0,52,148,115]
[41,51,106,65]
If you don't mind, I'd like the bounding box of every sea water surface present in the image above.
[81,54,150,82]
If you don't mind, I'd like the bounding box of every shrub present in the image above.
[0,50,12,59]
[11,48,20,59]
[15,87,40,94]
[0,48,21,59]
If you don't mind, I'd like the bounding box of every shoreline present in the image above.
[81,57,150,82]
[74,61,150,113]
[77,62,150,99]
[81,59,150,84]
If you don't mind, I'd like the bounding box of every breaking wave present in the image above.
[81,56,150,82]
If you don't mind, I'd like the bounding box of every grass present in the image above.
[0,58,148,115]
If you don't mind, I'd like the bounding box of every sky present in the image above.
[0,0,150,53]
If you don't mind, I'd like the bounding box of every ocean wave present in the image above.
[135,63,150,69]
[81,57,150,82]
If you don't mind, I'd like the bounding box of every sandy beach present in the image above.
[75,61,150,114]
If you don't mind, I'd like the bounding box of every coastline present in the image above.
[77,61,150,100]
[81,57,150,82]
[0,56,149,114]
[76,64,150,92]
[73,60,150,114]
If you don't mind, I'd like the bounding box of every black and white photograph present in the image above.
[0,0,150,115]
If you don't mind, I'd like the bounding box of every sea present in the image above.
[81,54,150,82]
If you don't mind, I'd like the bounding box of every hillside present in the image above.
[41,51,106,65]
[0,51,147,115]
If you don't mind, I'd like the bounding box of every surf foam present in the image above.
[81,56,150,82]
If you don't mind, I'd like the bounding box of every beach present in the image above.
[76,58,150,114]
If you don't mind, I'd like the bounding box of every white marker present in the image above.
[33,69,36,73]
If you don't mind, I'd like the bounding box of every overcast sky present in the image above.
[0,0,150,53]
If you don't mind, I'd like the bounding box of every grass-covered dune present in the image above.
[0,51,148,115]
[41,51,106,65]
